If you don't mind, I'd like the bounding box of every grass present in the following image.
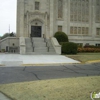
[67,53,100,63]
[0,76,100,100]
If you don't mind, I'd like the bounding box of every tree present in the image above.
[10,32,15,37]
[1,33,10,40]
[1,32,16,40]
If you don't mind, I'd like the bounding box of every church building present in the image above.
[17,0,100,46]
[0,0,100,54]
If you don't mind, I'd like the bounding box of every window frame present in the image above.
[35,2,40,10]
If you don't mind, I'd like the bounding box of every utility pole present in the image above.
[8,24,10,53]
[9,24,10,34]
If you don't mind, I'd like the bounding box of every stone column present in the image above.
[16,0,20,37]
[50,0,54,38]
[20,37,26,55]
[26,11,29,37]
[63,0,67,34]
[67,0,70,35]
[92,0,96,38]
[18,0,25,37]
[45,12,48,39]
[89,0,92,36]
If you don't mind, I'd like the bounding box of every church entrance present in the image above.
[31,26,42,37]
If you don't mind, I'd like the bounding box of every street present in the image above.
[0,63,100,84]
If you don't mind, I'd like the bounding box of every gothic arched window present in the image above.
[58,0,63,18]
[35,2,40,10]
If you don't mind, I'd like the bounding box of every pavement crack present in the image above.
[23,66,26,71]
[93,64,100,69]
[62,65,89,75]
[30,72,41,80]
[74,65,85,70]
[63,65,79,74]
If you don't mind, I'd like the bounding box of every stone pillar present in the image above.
[89,0,92,37]
[67,0,70,35]
[45,12,48,39]
[16,0,20,37]
[50,0,54,37]
[92,0,96,38]
[63,0,67,34]
[26,11,29,37]
[17,0,25,37]
[20,37,26,55]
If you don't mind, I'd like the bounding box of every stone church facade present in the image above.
[0,0,100,54]
[17,0,100,46]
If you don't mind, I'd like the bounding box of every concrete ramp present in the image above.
[1,61,23,66]
[0,54,80,66]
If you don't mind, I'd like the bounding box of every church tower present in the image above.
[17,0,51,39]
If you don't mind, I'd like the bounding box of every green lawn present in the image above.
[0,76,100,100]
[67,53,100,63]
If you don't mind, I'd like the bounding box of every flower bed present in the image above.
[78,47,100,53]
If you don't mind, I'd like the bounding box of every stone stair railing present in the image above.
[43,34,50,52]
[20,37,26,55]
[30,37,34,52]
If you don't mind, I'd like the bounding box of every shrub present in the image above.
[60,42,78,54]
[54,32,69,43]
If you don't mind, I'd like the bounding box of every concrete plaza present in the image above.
[0,54,80,66]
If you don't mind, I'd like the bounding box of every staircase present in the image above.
[25,37,57,55]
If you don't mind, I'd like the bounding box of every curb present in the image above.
[86,60,100,64]
[22,63,80,66]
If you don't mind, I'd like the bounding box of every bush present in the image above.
[54,32,69,43]
[60,42,78,54]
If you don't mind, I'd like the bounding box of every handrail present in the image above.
[43,34,50,52]
[30,37,34,52]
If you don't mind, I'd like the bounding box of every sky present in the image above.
[0,0,16,36]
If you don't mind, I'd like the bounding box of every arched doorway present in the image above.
[30,19,44,37]
[31,26,42,37]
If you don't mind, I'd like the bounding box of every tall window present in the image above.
[35,2,39,10]
[70,27,89,35]
[58,26,62,31]
[96,0,100,23]
[96,28,100,35]
[58,0,63,18]
[70,0,89,22]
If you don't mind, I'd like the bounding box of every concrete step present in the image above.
[33,38,44,42]
[34,44,46,47]
[34,49,48,52]
[49,49,55,52]
[25,37,57,55]
[26,52,57,55]
[35,46,47,49]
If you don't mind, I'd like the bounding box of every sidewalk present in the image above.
[0,54,80,66]
[0,93,11,100]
